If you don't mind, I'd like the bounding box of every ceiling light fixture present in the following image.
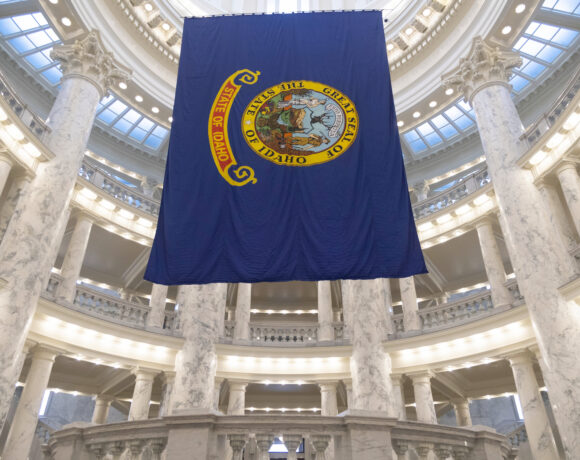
[118,82,127,90]
[152,106,160,114]
[387,43,394,51]
[162,23,171,31]
[135,95,143,102]
[61,17,72,27]
[405,27,414,36]
[144,3,153,12]
[445,88,454,96]
[422,8,432,17]
[515,4,526,13]
[501,26,512,35]
[412,111,421,118]
[429,100,437,108]
[397,120,404,127]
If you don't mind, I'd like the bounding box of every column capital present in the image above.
[30,344,60,362]
[555,160,579,176]
[473,215,495,229]
[228,380,248,392]
[390,373,405,385]
[442,37,522,104]
[161,371,176,384]
[51,30,131,98]
[507,350,534,367]
[408,370,434,384]
[132,367,158,381]
[318,381,338,391]
[94,394,115,403]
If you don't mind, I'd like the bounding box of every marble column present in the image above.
[0,153,13,198]
[508,352,559,460]
[537,180,578,251]
[171,283,227,413]
[475,218,513,307]
[158,372,175,417]
[147,283,169,329]
[399,277,421,332]
[317,281,334,341]
[227,381,247,415]
[380,278,394,335]
[55,213,93,302]
[556,162,580,237]
[2,346,58,460]
[0,173,31,242]
[128,369,156,421]
[0,31,129,432]
[91,395,114,424]
[410,372,436,424]
[214,377,224,412]
[233,283,251,340]
[452,399,472,426]
[349,279,396,416]
[340,279,353,339]
[444,37,580,456]
[391,374,406,420]
[319,382,338,416]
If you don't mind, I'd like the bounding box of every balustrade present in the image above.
[42,414,517,460]
[506,423,528,447]
[42,274,179,334]
[78,160,160,216]
[412,167,490,219]
[0,72,50,139]
[392,280,522,334]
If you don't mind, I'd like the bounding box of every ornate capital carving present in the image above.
[51,31,131,97]
[442,36,522,103]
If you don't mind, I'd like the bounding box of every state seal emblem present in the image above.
[208,70,359,186]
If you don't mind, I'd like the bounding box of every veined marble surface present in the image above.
[148,283,169,329]
[128,370,156,421]
[349,279,397,417]
[472,83,580,457]
[399,277,421,332]
[171,283,227,413]
[233,283,251,340]
[317,281,334,341]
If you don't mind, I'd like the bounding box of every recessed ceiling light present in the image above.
[144,3,153,12]
[152,106,160,114]
[405,27,414,36]
[48,0,59,4]
[502,26,512,35]
[168,116,173,123]
[162,23,171,31]
[135,95,143,102]
[397,120,404,127]
[445,88,454,96]
[422,8,432,17]
[61,17,72,27]
[515,4,526,13]
[387,43,394,51]
[413,111,421,118]
[118,82,127,90]
[429,100,437,108]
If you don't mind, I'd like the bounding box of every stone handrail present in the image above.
[43,274,179,334]
[43,414,517,460]
[0,71,50,139]
[412,167,490,219]
[522,64,580,145]
[506,423,527,447]
[78,160,160,216]
[223,321,346,345]
[392,279,523,334]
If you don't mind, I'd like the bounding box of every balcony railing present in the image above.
[0,71,50,139]
[392,279,523,334]
[412,167,490,220]
[42,414,517,460]
[43,274,179,334]
[522,64,580,146]
[78,161,160,216]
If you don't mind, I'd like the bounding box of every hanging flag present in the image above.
[145,10,427,284]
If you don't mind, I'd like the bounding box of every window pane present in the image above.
[537,45,561,62]
[41,66,62,84]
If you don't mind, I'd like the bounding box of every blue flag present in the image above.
[145,10,427,285]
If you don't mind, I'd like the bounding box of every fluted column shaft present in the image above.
[556,162,580,236]
[147,283,169,329]
[317,281,334,341]
[509,352,559,460]
[233,283,251,340]
[0,32,129,431]
[0,154,13,198]
[475,218,513,307]
[128,370,156,421]
[399,276,420,331]
[445,37,580,456]
[171,283,227,413]
[2,347,58,460]
[91,395,113,424]
[410,373,436,424]
[55,214,93,302]
[349,279,396,415]
[227,382,247,415]
[452,399,472,426]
